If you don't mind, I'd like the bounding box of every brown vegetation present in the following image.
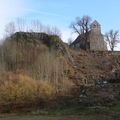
[1,18,120,114]
[0,73,55,105]
[0,30,74,112]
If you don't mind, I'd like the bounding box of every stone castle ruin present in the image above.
[71,20,107,51]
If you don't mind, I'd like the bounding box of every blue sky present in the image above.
[0,0,120,49]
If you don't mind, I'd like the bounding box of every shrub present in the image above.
[0,74,55,105]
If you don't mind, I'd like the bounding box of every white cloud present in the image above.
[0,0,27,38]
[0,0,65,39]
[61,29,77,43]
[115,43,120,51]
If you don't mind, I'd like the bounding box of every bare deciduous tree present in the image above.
[4,19,61,38]
[51,26,61,37]
[70,15,92,35]
[70,15,92,50]
[105,29,120,51]
[16,18,26,32]
[31,20,43,32]
[28,51,69,92]
[46,25,61,37]
[5,21,16,36]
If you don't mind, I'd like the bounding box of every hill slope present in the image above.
[69,49,120,86]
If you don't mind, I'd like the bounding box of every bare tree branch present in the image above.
[105,29,120,51]
[70,15,92,35]
[5,22,16,36]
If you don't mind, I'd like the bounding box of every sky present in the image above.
[0,0,120,49]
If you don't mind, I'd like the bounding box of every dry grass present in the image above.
[0,73,55,105]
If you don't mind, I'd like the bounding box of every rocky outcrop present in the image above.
[69,49,120,86]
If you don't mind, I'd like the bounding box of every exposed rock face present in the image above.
[70,20,107,51]
[69,49,120,86]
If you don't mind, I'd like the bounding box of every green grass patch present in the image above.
[30,106,108,116]
[109,101,120,112]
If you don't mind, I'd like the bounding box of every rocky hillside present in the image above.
[2,32,120,86]
[69,49,120,86]
[0,32,120,113]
